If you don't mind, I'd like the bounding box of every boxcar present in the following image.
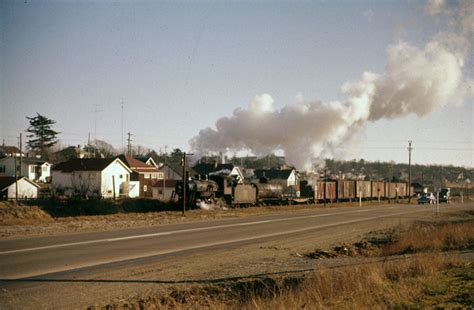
[315,181,337,201]
[386,182,397,198]
[396,182,407,197]
[337,180,356,201]
[371,181,385,200]
[356,181,372,199]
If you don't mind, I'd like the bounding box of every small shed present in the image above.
[0,177,40,200]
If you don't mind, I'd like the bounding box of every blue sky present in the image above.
[1,0,472,167]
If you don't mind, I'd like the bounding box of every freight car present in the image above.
[371,181,385,200]
[314,181,337,202]
[337,180,356,201]
[356,181,372,200]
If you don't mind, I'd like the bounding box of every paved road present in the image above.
[0,202,466,280]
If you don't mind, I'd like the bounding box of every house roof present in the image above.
[167,162,197,178]
[152,179,178,188]
[0,176,40,191]
[52,158,127,172]
[254,169,294,180]
[135,156,158,167]
[193,163,236,176]
[117,155,160,173]
[0,145,22,154]
[20,158,49,165]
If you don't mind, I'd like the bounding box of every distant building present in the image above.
[253,168,299,187]
[0,157,51,183]
[54,145,95,160]
[135,156,159,168]
[193,162,244,183]
[151,179,178,202]
[0,177,40,200]
[51,158,132,198]
[0,145,24,158]
[117,155,163,198]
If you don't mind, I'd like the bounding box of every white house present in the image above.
[0,177,40,200]
[0,157,51,183]
[51,158,133,198]
[253,168,299,187]
[193,163,245,183]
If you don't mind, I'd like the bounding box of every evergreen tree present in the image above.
[26,113,60,156]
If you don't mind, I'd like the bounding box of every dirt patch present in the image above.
[0,201,53,226]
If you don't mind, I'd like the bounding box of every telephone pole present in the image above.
[127,132,132,156]
[182,152,187,215]
[19,133,22,181]
[121,99,124,151]
[388,163,393,204]
[408,140,413,203]
[14,150,18,201]
[323,168,327,207]
[181,152,194,215]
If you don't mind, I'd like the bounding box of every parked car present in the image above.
[418,192,436,204]
[417,193,429,204]
[438,188,450,203]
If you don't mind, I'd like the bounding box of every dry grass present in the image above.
[382,219,474,255]
[124,254,465,310]
[241,254,465,310]
[0,201,53,225]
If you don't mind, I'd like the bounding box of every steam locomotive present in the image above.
[174,175,412,208]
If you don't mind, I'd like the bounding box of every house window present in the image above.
[143,185,148,192]
[119,174,123,179]
[144,174,150,179]
[0,166,5,173]
[158,189,163,195]
[30,166,35,173]
[126,174,129,181]
[42,166,48,172]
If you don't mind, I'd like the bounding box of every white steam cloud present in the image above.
[190,1,473,170]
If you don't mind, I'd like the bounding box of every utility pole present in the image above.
[14,150,18,201]
[19,133,22,179]
[323,168,327,207]
[127,132,132,156]
[181,151,194,215]
[121,99,124,151]
[182,152,187,215]
[388,164,393,204]
[163,145,168,202]
[408,140,413,203]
